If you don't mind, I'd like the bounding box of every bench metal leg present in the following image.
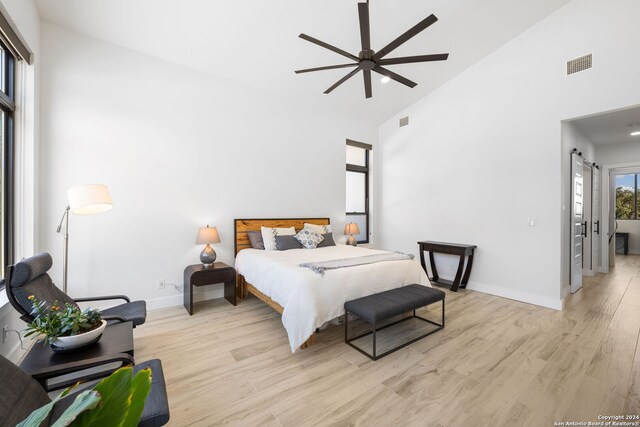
[442,299,445,327]
[344,310,349,342]
[372,321,377,360]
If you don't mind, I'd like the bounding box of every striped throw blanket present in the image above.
[299,252,414,274]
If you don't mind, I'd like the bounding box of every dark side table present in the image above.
[418,241,477,292]
[183,262,237,315]
[616,232,629,255]
[19,321,135,391]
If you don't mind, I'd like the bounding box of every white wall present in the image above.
[39,24,377,310]
[0,0,40,361]
[560,121,595,297]
[376,0,640,310]
[596,141,640,166]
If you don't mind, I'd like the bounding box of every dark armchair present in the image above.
[0,354,170,426]
[5,252,146,327]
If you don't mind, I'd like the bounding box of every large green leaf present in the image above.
[50,390,101,427]
[121,368,152,427]
[72,367,133,426]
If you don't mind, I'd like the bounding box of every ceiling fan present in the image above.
[295,1,449,99]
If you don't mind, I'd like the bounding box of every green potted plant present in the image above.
[24,295,107,349]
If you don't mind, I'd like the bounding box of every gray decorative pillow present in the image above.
[247,231,265,250]
[294,229,325,249]
[316,232,336,248]
[275,235,303,250]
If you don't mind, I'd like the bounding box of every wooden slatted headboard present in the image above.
[234,218,330,255]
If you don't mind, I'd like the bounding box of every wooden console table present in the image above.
[417,241,477,292]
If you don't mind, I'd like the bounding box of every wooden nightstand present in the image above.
[183,262,236,315]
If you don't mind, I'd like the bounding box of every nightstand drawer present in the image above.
[192,268,235,286]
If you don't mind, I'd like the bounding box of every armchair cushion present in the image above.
[0,355,52,426]
[102,300,147,327]
[10,274,78,320]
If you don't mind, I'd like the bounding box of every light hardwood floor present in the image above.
[134,256,640,426]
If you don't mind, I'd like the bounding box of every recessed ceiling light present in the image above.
[380,76,391,84]
[631,131,640,136]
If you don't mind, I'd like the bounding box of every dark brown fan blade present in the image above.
[295,63,359,74]
[373,65,417,88]
[363,69,372,98]
[358,2,371,51]
[299,34,359,62]
[324,67,362,94]
[378,53,449,66]
[373,14,438,61]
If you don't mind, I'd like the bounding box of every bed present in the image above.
[234,218,430,352]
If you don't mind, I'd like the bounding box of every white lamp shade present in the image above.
[344,223,360,235]
[196,226,221,244]
[68,184,113,215]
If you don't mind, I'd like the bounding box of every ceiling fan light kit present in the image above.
[295,1,449,99]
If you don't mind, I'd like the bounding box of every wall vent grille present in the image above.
[567,54,592,75]
[399,116,409,127]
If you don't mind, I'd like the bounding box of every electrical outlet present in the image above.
[448,264,456,273]
[2,325,8,343]
[158,280,166,290]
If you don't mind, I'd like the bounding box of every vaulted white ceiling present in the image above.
[35,0,572,125]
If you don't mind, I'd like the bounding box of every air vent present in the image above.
[567,54,592,75]
[399,116,409,127]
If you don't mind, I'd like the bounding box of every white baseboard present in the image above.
[466,281,563,311]
[145,287,225,311]
[145,294,184,310]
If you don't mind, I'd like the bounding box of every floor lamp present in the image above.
[56,184,113,294]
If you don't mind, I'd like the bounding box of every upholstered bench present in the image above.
[344,284,445,360]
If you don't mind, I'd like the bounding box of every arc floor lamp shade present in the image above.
[68,184,113,214]
[58,184,113,294]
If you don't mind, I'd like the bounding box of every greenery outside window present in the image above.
[615,174,638,220]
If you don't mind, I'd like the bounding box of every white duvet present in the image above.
[234,245,430,352]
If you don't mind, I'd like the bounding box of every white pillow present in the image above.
[304,223,332,235]
[261,226,296,251]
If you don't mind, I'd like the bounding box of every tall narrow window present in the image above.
[346,140,371,243]
[0,39,15,281]
[615,174,637,220]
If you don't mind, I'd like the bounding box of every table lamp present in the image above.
[56,184,114,293]
[344,222,360,246]
[196,225,221,266]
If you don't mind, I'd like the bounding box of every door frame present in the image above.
[601,161,640,273]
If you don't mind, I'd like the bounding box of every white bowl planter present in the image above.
[54,320,107,349]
